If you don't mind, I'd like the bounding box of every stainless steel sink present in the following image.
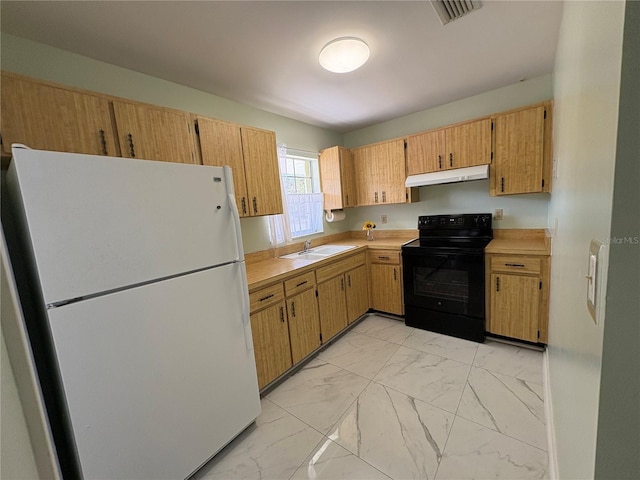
[279,244,357,261]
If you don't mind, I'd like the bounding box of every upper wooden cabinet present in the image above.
[1,72,117,157]
[319,146,357,210]
[491,103,552,195]
[352,139,418,207]
[405,118,492,175]
[111,100,198,164]
[196,116,283,217]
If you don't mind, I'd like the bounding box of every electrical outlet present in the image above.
[381,214,388,224]
[553,157,559,179]
[494,209,503,220]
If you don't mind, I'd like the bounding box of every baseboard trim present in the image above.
[543,348,559,480]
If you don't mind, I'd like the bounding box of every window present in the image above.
[269,145,323,244]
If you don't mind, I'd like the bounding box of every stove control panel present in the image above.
[418,213,492,230]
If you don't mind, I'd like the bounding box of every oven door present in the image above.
[402,248,485,318]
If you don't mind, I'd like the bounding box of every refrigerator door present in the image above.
[47,263,260,480]
[8,148,243,305]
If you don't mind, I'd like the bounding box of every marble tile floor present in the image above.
[195,314,548,480]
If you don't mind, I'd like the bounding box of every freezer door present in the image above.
[47,263,260,480]
[8,148,243,305]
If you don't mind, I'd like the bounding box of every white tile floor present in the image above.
[195,314,548,480]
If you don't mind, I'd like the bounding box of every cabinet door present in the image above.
[352,145,376,206]
[241,127,283,216]
[493,106,545,194]
[317,275,348,342]
[112,100,197,164]
[1,73,117,156]
[406,129,446,174]
[379,139,407,204]
[287,288,322,364]
[250,302,292,389]
[319,146,357,210]
[370,264,403,315]
[446,118,492,169]
[490,273,540,342]
[346,265,369,324]
[197,117,250,217]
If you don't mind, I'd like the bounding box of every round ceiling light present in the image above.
[319,37,370,73]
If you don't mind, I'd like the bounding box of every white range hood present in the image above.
[405,164,489,187]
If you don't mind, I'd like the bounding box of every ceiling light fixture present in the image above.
[319,37,370,73]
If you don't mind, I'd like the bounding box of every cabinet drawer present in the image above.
[368,249,401,265]
[284,271,316,297]
[490,256,541,275]
[316,252,366,284]
[250,283,285,313]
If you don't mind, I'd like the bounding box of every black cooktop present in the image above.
[402,213,493,253]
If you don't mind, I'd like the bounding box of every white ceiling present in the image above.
[0,1,563,133]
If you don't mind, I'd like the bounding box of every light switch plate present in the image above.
[587,239,607,324]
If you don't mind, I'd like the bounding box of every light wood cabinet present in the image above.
[352,139,418,206]
[317,275,348,342]
[111,100,198,164]
[492,103,552,195]
[406,118,491,175]
[368,250,403,315]
[249,283,291,389]
[345,264,369,324]
[316,252,367,340]
[319,146,357,210]
[196,116,283,217]
[285,272,321,364]
[486,254,550,343]
[1,72,117,157]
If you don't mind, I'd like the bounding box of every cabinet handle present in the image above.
[259,293,274,302]
[341,278,344,291]
[296,280,308,287]
[280,306,285,323]
[438,155,442,169]
[374,192,378,203]
[241,197,247,215]
[345,194,349,206]
[253,197,258,214]
[291,302,296,318]
[393,268,397,281]
[382,191,386,203]
[449,153,453,167]
[347,275,351,287]
[505,263,525,268]
[127,133,136,158]
[501,177,505,193]
[378,256,390,260]
[99,129,107,155]
[496,277,500,292]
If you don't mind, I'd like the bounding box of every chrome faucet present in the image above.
[303,240,311,252]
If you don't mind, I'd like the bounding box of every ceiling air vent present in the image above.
[430,0,482,25]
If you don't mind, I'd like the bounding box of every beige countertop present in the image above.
[246,228,551,291]
[245,233,416,291]
[485,229,551,256]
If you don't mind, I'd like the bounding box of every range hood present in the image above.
[405,164,489,188]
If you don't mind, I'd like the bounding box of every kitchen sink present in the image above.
[279,244,357,261]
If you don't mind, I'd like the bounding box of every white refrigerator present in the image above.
[6,145,261,479]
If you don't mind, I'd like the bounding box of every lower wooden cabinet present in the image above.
[250,301,292,389]
[486,254,550,343]
[368,250,404,315]
[317,275,349,342]
[285,272,321,364]
[345,264,369,323]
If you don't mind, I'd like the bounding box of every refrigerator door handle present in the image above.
[238,264,253,351]
[224,166,245,262]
